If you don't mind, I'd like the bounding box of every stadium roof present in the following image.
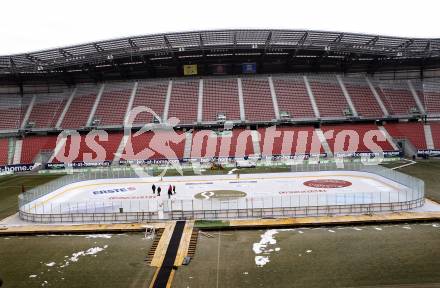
[1,29,440,83]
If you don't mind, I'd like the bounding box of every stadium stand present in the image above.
[429,122,440,149]
[272,76,315,119]
[202,78,241,122]
[308,75,350,118]
[72,132,124,162]
[120,129,186,160]
[61,84,100,129]
[343,77,384,118]
[321,124,394,154]
[26,89,72,129]
[375,81,418,116]
[190,128,256,158]
[167,80,199,124]
[0,138,9,165]
[93,82,133,127]
[20,135,57,164]
[384,122,427,149]
[131,80,168,124]
[229,128,255,157]
[241,78,276,122]
[0,93,24,130]
[258,126,323,156]
[422,80,440,115]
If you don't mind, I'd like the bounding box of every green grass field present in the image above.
[175,223,440,288]
[0,174,63,220]
[0,233,155,288]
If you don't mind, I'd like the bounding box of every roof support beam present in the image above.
[58,48,73,58]
[93,43,104,52]
[128,38,138,49]
[298,31,308,46]
[25,54,40,63]
[397,39,414,49]
[264,31,273,52]
[366,36,379,45]
[333,33,344,43]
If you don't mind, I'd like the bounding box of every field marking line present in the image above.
[391,159,416,170]
[31,173,401,210]
[216,231,221,288]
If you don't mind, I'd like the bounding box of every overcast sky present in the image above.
[0,0,438,55]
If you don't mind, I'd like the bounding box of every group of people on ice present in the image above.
[151,184,176,199]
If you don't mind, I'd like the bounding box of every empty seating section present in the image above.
[0,138,9,165]
[321,124,394,153]
[309,76,349,118]
[203,79,241,122]
[429,122,440,149]
[229,128,255,157]
[94,82,133,126]
[61,85,99,129]
[27,90,71,128]
[190,129,222,158]
[191,129,254,158]
[375,81,417,115]
[0,93,26,130]
[422,81,440,115]
[259,126,323,156]
[122,130,186,160]
[343,78,383,118]
[272,77,315,119]
[241,78,275,121]
[384,122,427,149]
[411,80,425,111]
[168,81,199,123]
[73,132,123,162]
[131,80,168,124]
[21,135,57,164]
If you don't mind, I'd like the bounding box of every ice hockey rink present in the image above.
[21,170,421,219]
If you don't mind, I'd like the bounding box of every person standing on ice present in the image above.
[168,185,173,199]
[152,184,156,194]
[157,186,161,196]
[173,185,176,195]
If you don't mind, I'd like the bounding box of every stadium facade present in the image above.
[0,29,439,169]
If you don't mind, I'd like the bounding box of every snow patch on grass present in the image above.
[85,234,112,239]
[253,229,282,267]
[255,256,270,267]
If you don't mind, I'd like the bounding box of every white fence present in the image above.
[18,163,425,223]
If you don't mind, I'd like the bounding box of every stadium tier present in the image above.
[2,72,440,166]
[93,82,133,127]
[429,122,440,149]
[0,137,9,165]
[1,75,440,131]
[383,122,427,150]
[258,126,323,156]
[6,123,433,166]
[168,80,199,124]
[308,76,350,118]
[241,78,276,122]
[21,135,57,164]
[60,84,100,129]
[202,78,241,122]
[272,76,316,120]
[422,80,440,116]
[375,80,420,116]
[321,124,394,154]
[343,77,384,118]
[131,80,169,124]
